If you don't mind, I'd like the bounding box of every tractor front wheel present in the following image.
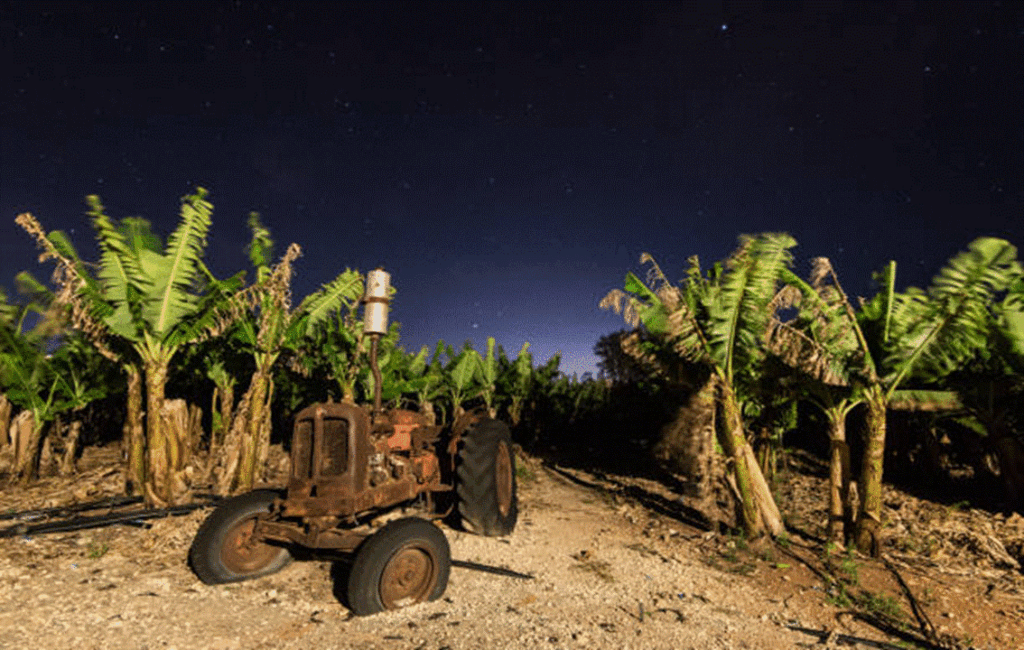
[189,490,292,584]
[346,517,451,616]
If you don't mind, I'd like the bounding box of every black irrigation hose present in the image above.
[0,495,144,521]
[0,500,217,538]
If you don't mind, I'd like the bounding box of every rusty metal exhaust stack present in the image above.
[363,268,391,416]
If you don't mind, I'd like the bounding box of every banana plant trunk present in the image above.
[123,364,146,495]
[419,400,437,426]
[12,409,40,482]
[509,396,524,428]
[825,406,853,544]
[59,419,83,476]
[855,394,887,556]
[716,378,765,538]
[237,370,273,493]
[0,395,11,452]
[207,381,234,460]
[217,367,274,495]
[142,358,189,507]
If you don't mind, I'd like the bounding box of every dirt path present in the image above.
[1,452,1021,649]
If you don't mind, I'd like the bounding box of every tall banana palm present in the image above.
[444,342,484,419]
[767,258,875,544]
[17,189,244,506]
[774,238,1021,554]
[602,233,794,538]
[498,342,533,427]
[213,214,365,493]
[0,278,110,480]
[0,317,63,480]
[1,276,53,460]
[921,271,1024,511]
[856,238,1020,553]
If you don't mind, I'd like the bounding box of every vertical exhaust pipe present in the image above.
[363,268,391,416]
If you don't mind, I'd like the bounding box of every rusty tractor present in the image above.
[188,269,518,615]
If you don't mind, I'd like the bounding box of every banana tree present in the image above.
[1,281,39,461]
[498,342,533,427]
[444,342,484,419]
[476,337,499,417]
[931,275,1024,511]
[0,268,112,478]
[602,233,794,538]
[213,214,365,493]
[0,320,61,480]
[17,189,246,506]
[290,274,371,406]
[766,258,874,544]
[776,239,1021,553]
[401,341,448,425]
[854,238,1021,553]
[45,334,117,475]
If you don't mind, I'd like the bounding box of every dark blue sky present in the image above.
[2,1,1021,375]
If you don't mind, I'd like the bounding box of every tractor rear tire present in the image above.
[456,418,518,536]
[346,517,450,616]
[189,490,291,584]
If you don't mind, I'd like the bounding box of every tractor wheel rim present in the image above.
[380,546,436,609]
[220,518,280,574]
[496,441,513,517]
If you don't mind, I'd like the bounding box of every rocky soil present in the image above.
[1,446,1022,650]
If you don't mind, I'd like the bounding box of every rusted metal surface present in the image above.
[256,518,368,552]
[220,516,286,573]
[495,440,513,517]
[251,399,511,556]
[274,401,452,547]
[380,545,439,609]
[369,334,384,414]
[385,409,422,449]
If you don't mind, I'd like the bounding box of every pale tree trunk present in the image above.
[12,410,40,482]
[825,408,853,544]
[508,397,521,428]
[143,358,169,506]
[717,379,765,538]
[856,395,887,556]
[39,428,54,476]
[420,399,437,426]
[742,443,784,536]
[143,358,190,507]
[39,415,61,476]
[215,370,274,495]
[756,427,775,482]
[59,420,82,477]
[161,399,192,502]
[237,370,272,494]
[214,389,251,495]
[123,364,146,495]
[187,403,204,457]
[0,395,11,454]
[207,382,234,462]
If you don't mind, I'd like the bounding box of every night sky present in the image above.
[2,1,1022,376]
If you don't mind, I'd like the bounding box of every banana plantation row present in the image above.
[2,190,1022,558]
